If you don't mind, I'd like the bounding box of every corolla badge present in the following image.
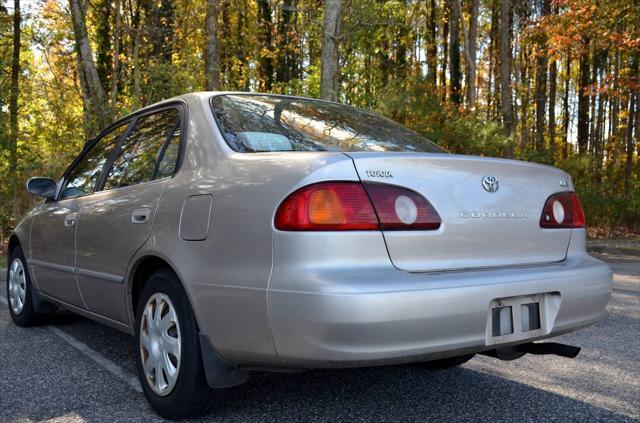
[459,211,528,219]
[482,176,499,192]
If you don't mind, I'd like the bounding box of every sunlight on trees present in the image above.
[0,0,638,238]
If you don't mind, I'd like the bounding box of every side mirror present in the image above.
[26,177,57,199]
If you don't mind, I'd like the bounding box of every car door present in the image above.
[74,106,184,323]
[30,123,129,306]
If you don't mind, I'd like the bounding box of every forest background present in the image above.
[0,0,638,246]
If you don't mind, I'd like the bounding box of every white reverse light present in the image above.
[552,200,565,224]
[394,195,418,225]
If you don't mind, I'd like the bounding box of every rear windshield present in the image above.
[210,94,446,153]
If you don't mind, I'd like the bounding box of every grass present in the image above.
[0,255,6,269]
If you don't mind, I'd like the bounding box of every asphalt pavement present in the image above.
[0,249,638,422]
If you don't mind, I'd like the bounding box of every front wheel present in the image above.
[135,269,222,419]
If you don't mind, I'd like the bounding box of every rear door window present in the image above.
[103,109,181,190]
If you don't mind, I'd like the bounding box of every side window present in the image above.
[104,109,181,190]
[61,123,129,199]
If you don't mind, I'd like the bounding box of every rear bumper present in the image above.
[268,249,612,368]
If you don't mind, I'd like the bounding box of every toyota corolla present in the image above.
[6,92,613,419]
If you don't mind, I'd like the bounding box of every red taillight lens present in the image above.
[274,182,379,230]
[540,192,586,228]
[275,181,441,231]
[363,182,441,230]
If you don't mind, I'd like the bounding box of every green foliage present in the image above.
[558,155,640,229]
[374,78,513,157]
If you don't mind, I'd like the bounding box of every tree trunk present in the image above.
[624,55,638,193]
[611,50,620,137]
[110,0,120,110]
[94,0,112,96]
[534,0,551,153]
[276,0,297,84]
[426,0,437,85]
[238,0,250,90]
[131,2,142,108]
[447,0,461,105]
[499,0,514,143]
[9,0,20,218]
[205,0,221,90]
[463,0,479,109]
[70,0,110,136]
[440,8,449,102]
[487,0,498,120]
[149,0,174,64]
[594,51,607,171]
[320,0,341,101]
[257,0,274,91]
[577,38,590,154]
[562,52,571,159]
[520,46,530,150]
[588,43,598,154]
[548,59,557,154]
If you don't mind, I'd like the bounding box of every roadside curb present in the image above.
[587,239,640,257]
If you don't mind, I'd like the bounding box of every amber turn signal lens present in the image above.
[308,189,346,225]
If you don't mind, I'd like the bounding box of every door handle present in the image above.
[64,213,78,227]
[131,207,151,224]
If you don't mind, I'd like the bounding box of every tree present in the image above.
[534,0,551,153]
[110,0,121,110]
[499,0,513,142]
[447,0,461,105]
[562,53,571,159]
[276,0,299,84]
[0,0,639,235]
[9,0,20,217]
[625,54,638,192]
[94,0,112,96]
[426,0,437,86]
[577,37,590,154]
[461,0,479,108]
[548,57,557,153]
[69,0,109,136]
[320,0,341,101]
[205,0,220,90]
[257,0,274,91]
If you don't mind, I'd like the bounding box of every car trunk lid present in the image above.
[346,152,573,272]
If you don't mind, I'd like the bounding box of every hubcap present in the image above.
[8,258,27,315]
[139,293,181,396]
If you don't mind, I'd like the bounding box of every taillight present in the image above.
[363,182,441,230]
[539,192,585,228]
[274,182,379,230]
[275,181,441,231]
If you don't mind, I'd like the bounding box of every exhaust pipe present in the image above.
[482,342,581,361]
[518,342,581,358]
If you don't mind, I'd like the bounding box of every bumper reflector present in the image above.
[492,306,513,336]
[521,303,541,331]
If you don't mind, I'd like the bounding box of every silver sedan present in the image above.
[6,92,612,419]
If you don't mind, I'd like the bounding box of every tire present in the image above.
[418,354,475,370]
[6,246,48,326]
[135,269,222,420]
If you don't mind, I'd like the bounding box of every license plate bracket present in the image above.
[485,294,548,346]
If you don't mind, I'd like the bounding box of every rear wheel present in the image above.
[418,354,475,369]
[135,269,222,419]
[6,246,49,326]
